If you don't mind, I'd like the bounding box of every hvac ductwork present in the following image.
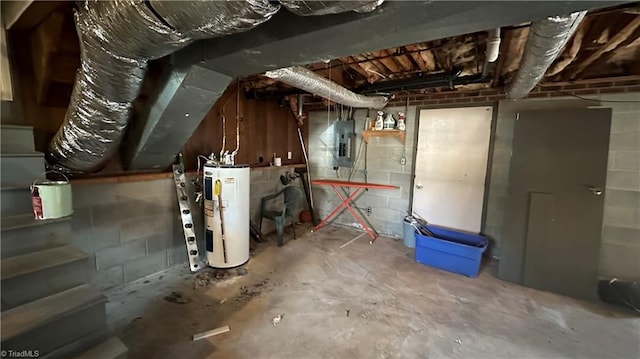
[265,66,388,109]
[506,11,586,100]
[49,0,279,172]
[279,0,383,16]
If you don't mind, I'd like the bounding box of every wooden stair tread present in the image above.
[1,245,87,280]
[1,284,105,341]
[74,336,128,359]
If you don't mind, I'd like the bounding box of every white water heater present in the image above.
[203,164,250,268]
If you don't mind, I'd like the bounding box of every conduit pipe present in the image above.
[265,66,388,109]
[506,11,586,100]
[486,28,501,63]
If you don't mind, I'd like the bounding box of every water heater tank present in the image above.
[203,164,250,268]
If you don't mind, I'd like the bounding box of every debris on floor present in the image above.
[346,309,350,317]
[237,267,248,276]
[193,268,233,288]
[192,325,231,341]
[455,339,463,345]
[164,291,191,305]
[271,314,284,326]
[235,279,272,303]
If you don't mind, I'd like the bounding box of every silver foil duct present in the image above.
[265,66,388,109]
[279,0,383,16]
[49,0,278,172]
[150,0,280,38]
[506,11,586,100]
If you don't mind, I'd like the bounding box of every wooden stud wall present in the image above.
[180,84,309,171]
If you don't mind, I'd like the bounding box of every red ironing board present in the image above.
[311,179,398,243]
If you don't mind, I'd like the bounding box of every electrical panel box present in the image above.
[333,120,356,168]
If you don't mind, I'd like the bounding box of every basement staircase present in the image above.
[1,125,127,358]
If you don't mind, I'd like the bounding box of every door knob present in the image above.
[585,186,603,196]
[416,184,424,190]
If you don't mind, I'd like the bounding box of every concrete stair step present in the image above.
[1,284,107,357]
[0,152,45,186]
[1,214,71,259]
[1,245,90,311]
[1,125,35,154]
[40,329,110,359]
[74,336,128,359]
[1,186,33,217]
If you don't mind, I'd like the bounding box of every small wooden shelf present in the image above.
[362,130,405,144]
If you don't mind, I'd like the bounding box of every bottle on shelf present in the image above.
[383,112,396,130]
[374,111,384,130]
[397,112,406,131]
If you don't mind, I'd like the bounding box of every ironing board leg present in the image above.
[332,187,377,241]
[312,186,362,233]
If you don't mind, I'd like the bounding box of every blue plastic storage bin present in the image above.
[415,225,488,278]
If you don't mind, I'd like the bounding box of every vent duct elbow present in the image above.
[265,66,388,109]
[48,0,279,172]
[506,11,586,100]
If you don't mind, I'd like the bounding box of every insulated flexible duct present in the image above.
[265,66,388,109]
[49,0,279,172]
[506,11,585,100]
[279,0,383,16]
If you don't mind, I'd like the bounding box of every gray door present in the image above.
[498,108,611,302]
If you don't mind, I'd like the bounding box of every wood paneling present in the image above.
[180,84,309,171]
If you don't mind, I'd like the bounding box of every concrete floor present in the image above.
[106,224,639,358]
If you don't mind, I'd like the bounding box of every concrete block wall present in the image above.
[70,177,193,290]
[71,167,306,290]
[249,166,307,235]
[484,92,640,280]
[308,107,416,238]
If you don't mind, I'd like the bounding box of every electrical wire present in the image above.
[195,154,210,185]
[231,81,241,159]
[402,92,409,160]
[542,88,640,103]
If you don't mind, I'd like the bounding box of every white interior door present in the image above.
[412,106,493,232]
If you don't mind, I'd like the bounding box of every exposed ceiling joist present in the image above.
[567,15,640,79]
[177,1,622,77]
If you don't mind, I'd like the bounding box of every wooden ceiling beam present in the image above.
[583,27,640,79]
[545,16,591,78]
[342,56,370,78]
[350,54,383,82]
[380,49,411,71]
[362,53,389,76]
[387,48,413,72]
[404,45,427,71]
[371,50,401,73]
[567,15,640,79]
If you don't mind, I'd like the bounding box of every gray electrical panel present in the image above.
[333,120,356,168]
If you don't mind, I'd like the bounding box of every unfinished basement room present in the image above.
[1,0,640,358]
